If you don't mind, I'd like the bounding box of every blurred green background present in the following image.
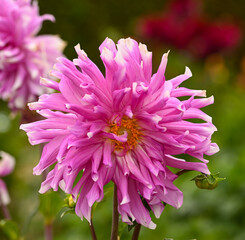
[1,0,245,239]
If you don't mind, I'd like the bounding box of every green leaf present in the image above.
[0,220,20,240]
[39,191,63,222]
[91,185,113,217]
[60,208,75,218]
[21,204,39,235]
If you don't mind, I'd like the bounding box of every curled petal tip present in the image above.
[92,173,98,182]
[19,124,25,130]
[199,90,207,97]
[74,43,81,50]
[75,44,87,60]
[87,132,93,138]
[120,196,130,205]
[139,42,149,53]
[33,167,42,175]
[147,183,153,189]
[185,66,192,77]
[40,77,49,85]
[176,198,183,209]
[162,50,170,60]
[65,103,70,109]
[27,102,38,110]
[148,221,157,229]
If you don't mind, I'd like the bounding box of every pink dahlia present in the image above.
[0,0,65,110]
[0,151,15,206]
[20,38,219,228]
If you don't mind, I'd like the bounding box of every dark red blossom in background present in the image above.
[138,0,242,58]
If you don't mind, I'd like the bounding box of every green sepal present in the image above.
[128,220,137,232]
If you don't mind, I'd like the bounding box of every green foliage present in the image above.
[118,218,128,237]
[39,191,63,223]
[0,220,21,240]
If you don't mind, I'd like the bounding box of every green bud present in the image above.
[68,195,76,208]
[64,194,76,208]
[192,173,225,190]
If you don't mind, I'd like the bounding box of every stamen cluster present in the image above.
[109,116,141,151]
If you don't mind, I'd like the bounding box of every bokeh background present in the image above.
[1,0,245,239]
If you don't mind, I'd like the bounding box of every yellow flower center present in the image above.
[109,116,141,150]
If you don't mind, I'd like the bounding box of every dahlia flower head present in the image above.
[0,0,65,110]
[0,151,15,206]
[21,37,219,229]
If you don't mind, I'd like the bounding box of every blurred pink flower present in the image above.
[0,0,65,110]
[139,0,241,58]
[21,38,219,228]
[0,151,15,206]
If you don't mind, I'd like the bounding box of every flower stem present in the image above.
[110,184,119,240]
[131,223,141,240]
[40,144,53,240]
[176,169,191,176]
[89,219,97,240]
[0,200,11,220]
[44,220,53,240]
